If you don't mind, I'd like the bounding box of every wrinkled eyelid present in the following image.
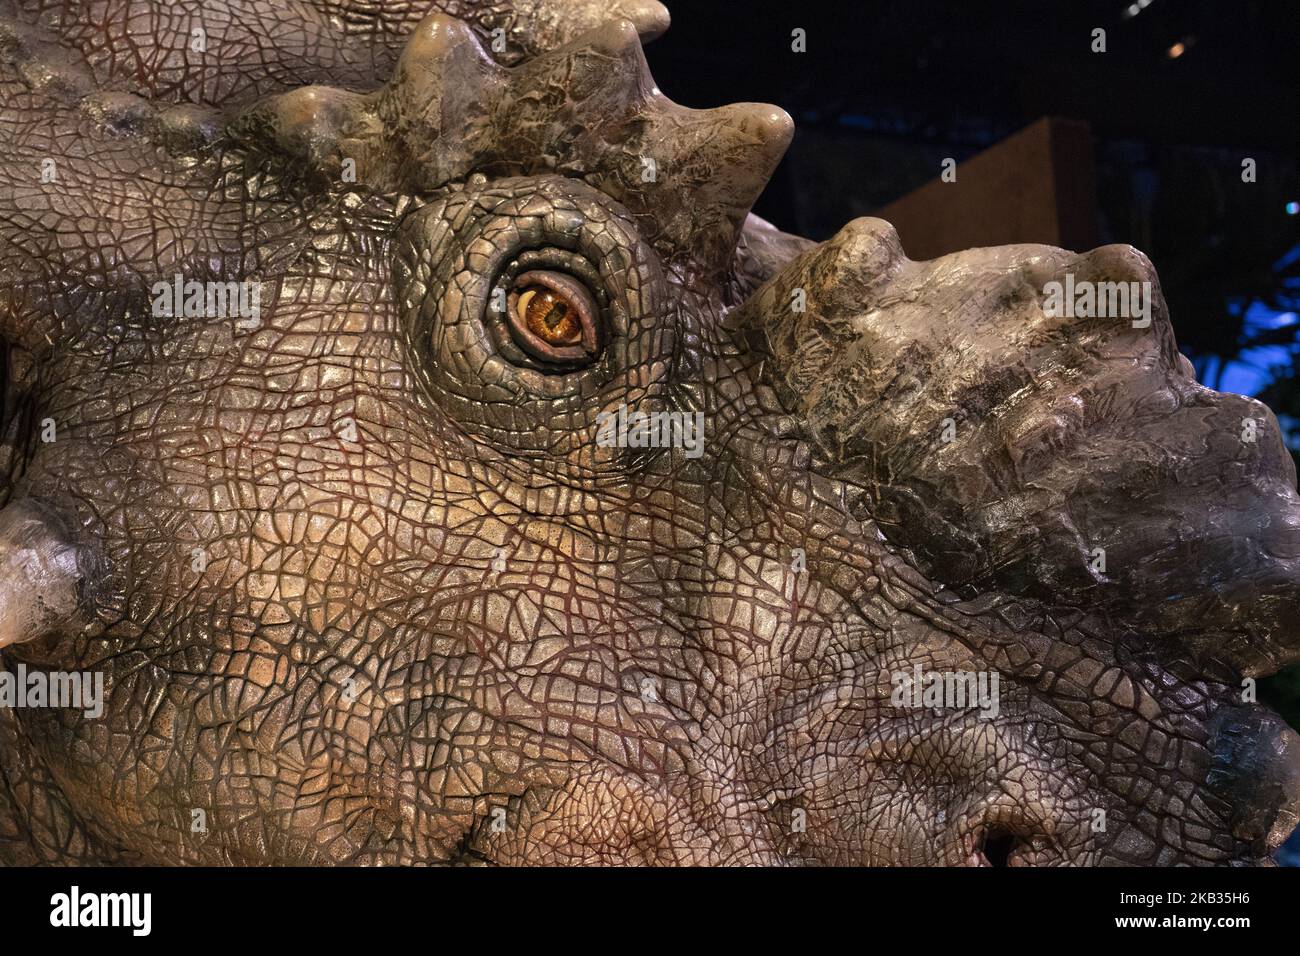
[499,267,603,366]
[516,271,598,346]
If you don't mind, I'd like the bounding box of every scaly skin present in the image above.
[1,1,1298,866]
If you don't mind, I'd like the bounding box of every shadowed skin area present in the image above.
[1,1,1299,866]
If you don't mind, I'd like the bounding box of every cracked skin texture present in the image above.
[1,1,1300,867]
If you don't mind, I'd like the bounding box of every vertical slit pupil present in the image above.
[540,299,569,330]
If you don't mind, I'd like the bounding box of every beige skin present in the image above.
[0,1,1298,865]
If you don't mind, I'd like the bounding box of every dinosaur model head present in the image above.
[1,0,1298,865]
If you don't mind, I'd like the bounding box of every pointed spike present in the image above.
[532,0,671,48]
[569,17,644,56]
[522,17,791,269]
[381,13,506,189]
[685,102,794,266]
[729,217,907,397]
[0,499,94,650]
[582,96,792,273]
[230,84,372,181]
[496,18,792,271]
[612,0,672,43]
[516,18,653,110]
[391,13,498,93]
[232,11,795,273]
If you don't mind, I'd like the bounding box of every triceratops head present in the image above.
[1,0,1298,865]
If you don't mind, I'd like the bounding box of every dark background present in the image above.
[644,0,1300,862]
[646,0,1299,396]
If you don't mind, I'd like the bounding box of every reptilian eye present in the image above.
[505,270,601,364]
[518,288,579,345]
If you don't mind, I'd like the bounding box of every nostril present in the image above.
[981,827,1017,867]
[964,802,1061,866]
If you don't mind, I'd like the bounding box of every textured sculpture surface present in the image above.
[1,0,1298,865]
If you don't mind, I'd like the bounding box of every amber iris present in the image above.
[516,287,582,347]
